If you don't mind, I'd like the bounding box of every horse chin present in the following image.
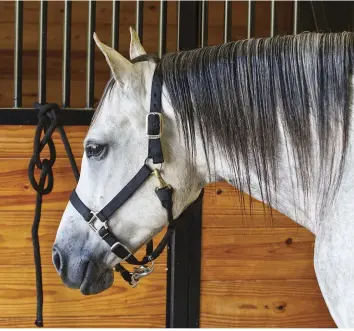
[79,268,114,295]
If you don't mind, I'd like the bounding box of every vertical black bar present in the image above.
[14,0,23,108]
[166,192,203,328]
[167,3,202,328]
[270,0,276,37]
[200,0,208,47]
[247,0,255,39]
[38,0,47,104]
[112,0,120,50]
[158,0,167,57]
[62,0,72,108]
[176,1,200,51]
[223,0,232,43]
[293,0,298,34]
[136,0,144,43]
[86,0,96,109]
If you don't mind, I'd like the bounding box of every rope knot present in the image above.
[28,103,58,195]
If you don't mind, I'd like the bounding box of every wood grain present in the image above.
[0,125,87,159]
[201,227,316,281]
[0,266,166,319]
[203,181,300,228]
[0,316,166,328]
[200,280,335,328]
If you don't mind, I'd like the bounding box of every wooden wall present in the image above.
[0,1,335,328]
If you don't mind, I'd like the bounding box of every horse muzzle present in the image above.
[52,245,114,295]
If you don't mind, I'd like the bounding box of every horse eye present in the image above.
[85,143,105,158]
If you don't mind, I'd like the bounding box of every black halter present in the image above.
[69,59,175,287]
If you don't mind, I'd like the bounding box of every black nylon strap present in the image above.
[148,68,164,164]
[155,186,173,222]
[146,239,153,256]
[148,139,164,164]
[69,190,92,222]
[114,264,133,285]
[99,164,152,219]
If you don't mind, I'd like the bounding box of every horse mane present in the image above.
[158,32,354,219]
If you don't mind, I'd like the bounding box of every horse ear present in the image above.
[93,32,133,87]
[129,26,147,60]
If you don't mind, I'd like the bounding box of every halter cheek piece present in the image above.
[69,59,175,287]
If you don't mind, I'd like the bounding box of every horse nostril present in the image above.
[52,247,62,273]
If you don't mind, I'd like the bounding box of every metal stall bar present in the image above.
[38,0,48,105]
[224,0,232,43]
[63,0,72,108]
[158,0,167,58]
[112,0,120,50]
[14,0,23,108]
[86,0,96,109]
[293,0,298,35]
[247,0,255,39]
[270,0,276,37]
[136,0,144,42]
[200,0,208,47]
[166,1,203,327]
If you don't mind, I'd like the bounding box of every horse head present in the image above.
[52,29,205,294]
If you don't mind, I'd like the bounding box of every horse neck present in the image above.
[195,124,319,235]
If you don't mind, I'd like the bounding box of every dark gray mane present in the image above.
[158,32,354,218]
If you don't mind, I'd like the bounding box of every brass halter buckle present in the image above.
[153,168,169,189]
[130,260,155,288]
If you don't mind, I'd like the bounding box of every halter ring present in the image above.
[130,260,155,288]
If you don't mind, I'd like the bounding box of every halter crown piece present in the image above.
[69,57,176,287]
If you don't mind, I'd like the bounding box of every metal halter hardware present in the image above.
[69,61,175,288]
[87,212,108,232]
[146,112,163,139]
[130,260,155,288]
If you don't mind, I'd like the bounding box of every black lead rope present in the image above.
[28,103,80,327]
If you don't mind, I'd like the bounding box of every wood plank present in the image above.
[0,125,87,159]
[200,280,335,327]
[203,181,299,228]
[0,158,78,211]
[0,78,108,109]
[0,316,166,328]
[0,265,166,321]
[201,227,316,280]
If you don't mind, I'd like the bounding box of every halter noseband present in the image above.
[69,58,175,287]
